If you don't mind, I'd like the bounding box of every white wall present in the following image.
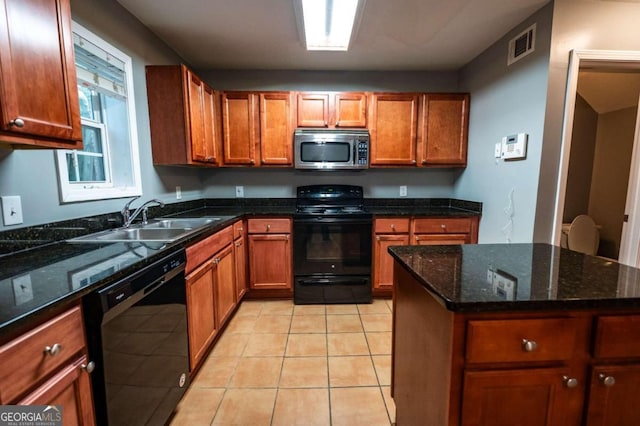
[455,3,553,243]
[534,0,640,242]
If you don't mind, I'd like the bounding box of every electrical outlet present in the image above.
[235,186,244,198]
[175,186,182,200]
[1,195,23,226]
[399,185,407,197]
[495,142,502,158]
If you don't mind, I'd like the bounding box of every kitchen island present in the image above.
[389,243,640,426]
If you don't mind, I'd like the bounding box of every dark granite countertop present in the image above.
[389,243,640,313]
[0,197,481,342]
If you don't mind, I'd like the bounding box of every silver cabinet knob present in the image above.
[563,376,578,388]
[598,374,616,387]
[250,159,255,165]
[441,224,446,229]
[522,339,537,352]
[376,236,381,241]
[391,224,395,230]
[81,361,96,373]
[44,343,62,356]
[235,241,242,247]
[266,224,271,231]
[9,118,25,128]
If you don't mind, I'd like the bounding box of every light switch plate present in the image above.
[399,185,407,197]
[1,195,23,226]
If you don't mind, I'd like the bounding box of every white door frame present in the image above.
[618,96,640,266]
[552,49,640,266]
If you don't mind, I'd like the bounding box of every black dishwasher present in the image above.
[83,249,189,426]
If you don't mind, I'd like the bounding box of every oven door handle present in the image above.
[297,278,369,286]
[293,217,372,225]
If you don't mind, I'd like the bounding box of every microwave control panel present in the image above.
[357,140,369,165]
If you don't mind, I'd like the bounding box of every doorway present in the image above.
[554,50,640,265]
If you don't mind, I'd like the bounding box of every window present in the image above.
[56,22,142,203]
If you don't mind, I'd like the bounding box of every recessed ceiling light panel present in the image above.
[300,0,360,51]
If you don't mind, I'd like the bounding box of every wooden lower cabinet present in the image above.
[411,217,479,245]
[247,218,292,293]
[586,364,640,425]
[461,367,583,426]
[185,225,241,371]
[393,265,640,426]
[20,355,95,425]
[0,304,95,423]
[234,234,248,300]
[186,260,217,370]
[214,244,236,327]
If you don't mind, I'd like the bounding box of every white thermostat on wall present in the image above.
[501,133,528,160]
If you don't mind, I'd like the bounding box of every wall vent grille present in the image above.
[508,23,536,66]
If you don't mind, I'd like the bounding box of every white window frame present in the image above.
[56,22,142,203]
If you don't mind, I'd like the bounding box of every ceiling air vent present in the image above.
[508,23,536,66]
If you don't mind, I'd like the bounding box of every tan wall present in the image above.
[588,106,638,258]
[563,94,598,222]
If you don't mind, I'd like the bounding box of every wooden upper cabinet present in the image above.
[259,92,294,166]
[146,65,221,166]
[222,91,258,166]
[296,92,367,128]
[297,92,330,127]
[368,93,420,166]
[0,0,82,148]
[419,94,469,167]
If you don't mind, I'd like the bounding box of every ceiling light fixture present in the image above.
[299,0,362,51]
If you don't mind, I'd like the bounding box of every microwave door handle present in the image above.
[353,143,357,163]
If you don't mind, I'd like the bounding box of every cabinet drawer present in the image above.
[0,306,86,404]
[594,315,640,358]
[466,318,579,364]
[233,220,245,240]
[374,218,410,233]
[412,218,471,234]
[186,226,233,274]
[248,218,291,234]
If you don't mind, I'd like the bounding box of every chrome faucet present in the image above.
[121,196,165,227]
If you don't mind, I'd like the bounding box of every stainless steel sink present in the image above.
[68,227,192,243]
[145,217,222,229]
[67,216,232,243]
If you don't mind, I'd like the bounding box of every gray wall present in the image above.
[563,94,598,222]
[589,106,638,259]
[0,0,205,230]
[454,3,553,243]
[534,0,640,242]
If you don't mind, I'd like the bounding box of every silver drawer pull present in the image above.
[44,343,62,357]
[522,339,537,352]
[598,374,616,387]
[563,376,578,388]
[81,361,96,374]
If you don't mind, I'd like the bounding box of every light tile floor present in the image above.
[171,299,396,425]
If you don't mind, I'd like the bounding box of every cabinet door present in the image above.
[369,93,419,166]
[249,234,292,290]
[20,355,95,426]
[0,0,81,146]
[259,92,293,166]
[374,233,409,291]
[462,368,583,426]
[297,92,330,127]
[334,92,367,127]
[214,244,236,327]
[186,261,216,370]
[202,85,221,164]
[586,364,640,426]
[222,92,257,165]
[186,70,208,163]
[420,94,469,166]
[234,235,248,300]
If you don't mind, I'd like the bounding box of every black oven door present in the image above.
[293,217,372,276]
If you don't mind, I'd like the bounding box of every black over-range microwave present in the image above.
[294,129,369,170]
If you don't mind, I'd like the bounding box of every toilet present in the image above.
[567,214,600,255]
